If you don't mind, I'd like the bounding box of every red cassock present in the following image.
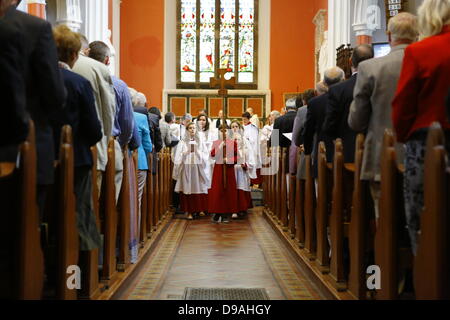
[237,189,253,212]
[180,193,208,214]
[208,139,240,214]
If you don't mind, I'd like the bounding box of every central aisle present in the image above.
[120,209,326,300]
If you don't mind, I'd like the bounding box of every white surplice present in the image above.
[172,136,209,195]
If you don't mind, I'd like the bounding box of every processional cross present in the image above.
[210,68,236,188]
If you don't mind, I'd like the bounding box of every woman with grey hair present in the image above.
[392,0,450,255]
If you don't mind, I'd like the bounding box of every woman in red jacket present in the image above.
[392,0,450,255]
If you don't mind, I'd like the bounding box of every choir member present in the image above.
[208,125,240,223]
[230,120,255,219]
[173,122,209,220]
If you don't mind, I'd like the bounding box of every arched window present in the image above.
[177,0,258,89]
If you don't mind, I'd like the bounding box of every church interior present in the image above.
[1,0,450,305]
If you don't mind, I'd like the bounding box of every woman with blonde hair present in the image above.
[392,0,450,255]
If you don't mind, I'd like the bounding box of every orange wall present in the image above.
[119,0,328,111]
[120,0,164,108]
[270,0,317,110]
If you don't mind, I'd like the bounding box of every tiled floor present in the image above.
[122,208,326,300]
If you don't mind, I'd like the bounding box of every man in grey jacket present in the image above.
[348,12,418,219]
[73,34,116,194]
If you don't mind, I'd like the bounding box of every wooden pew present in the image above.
[348,134,373,299]
[316,142,332,273]
[275,146,282,222]
[304,154,316,259]
[414,123,450,299]
[0,120,45,299]
[329,139,354,291]
[54,125,79,300]
[280,147,288,230]
[139,153,148,247]
[101,138,118,287]
[79,146,101,299]
[117,148,131,272]
[294,149,305,248]
[154,154,161,227]
[146,154,154,237]
[288,171,297,238]
[375,129,409,300]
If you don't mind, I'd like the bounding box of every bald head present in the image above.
[351,44,374,69]
[324,67,345,87]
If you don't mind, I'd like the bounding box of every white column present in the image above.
[84,0,109,43]
[327,0,351,68]
[353,0,381,37]
[258,0,271,91]
[83,0,116,76]
[56,0,82,32]
[112,0,121,78]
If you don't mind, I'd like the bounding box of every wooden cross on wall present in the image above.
[210,68,236,188]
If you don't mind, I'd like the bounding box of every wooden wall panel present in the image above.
[247,98,264,117]
[209,98,224,118]
[228,98,245,119]
[190,97,207,117]
[170,97,187,117]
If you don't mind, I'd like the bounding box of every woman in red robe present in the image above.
[208,126,240,223]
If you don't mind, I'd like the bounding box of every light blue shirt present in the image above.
[134,112,153,170]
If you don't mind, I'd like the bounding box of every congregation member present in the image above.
[163,112,179,148]
[72,34,116,196]
[173,122,209,220]
[52,25,103,252]
[348,12,419,220]
[0,0,66,297]
[132,111,152,262]
[303,67,345,176]
[159,109,173,148]
[392,0,450,255]
[290,89,316,176]
[208,126,240,223]
[230,120,255,219]
[323,44,374,163]
[0,0,27,149]
[88,40,135,201]
[0,0,66,216]
[315,81,328,96]
[273,102,297,149]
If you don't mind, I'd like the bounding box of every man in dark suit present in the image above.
[1,0,66,213]
[303,67,345,176]
[322,44,374,163]
[273,103,297,148]
[0,6,27,150]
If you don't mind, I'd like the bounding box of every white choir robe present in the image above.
[172,138,209,195]
[235,136,257,192]
[244,123,262,170]
[198,130,215,189]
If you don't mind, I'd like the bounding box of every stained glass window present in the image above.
[178,0,257,89]
[180,0,197,82]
